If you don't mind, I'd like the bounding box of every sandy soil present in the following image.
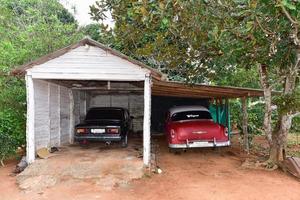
[16,142,144,192]
[1,135,300,200]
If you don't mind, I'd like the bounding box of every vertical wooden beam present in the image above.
[225,98,230,138]
[58,86,61,146]
[242,97,249,153]
[47,83,51,147]
[143,74,151,166]
[216,98,220,124]
[69,89,75,144]
[25,75,35,163]
[225,98,229,128]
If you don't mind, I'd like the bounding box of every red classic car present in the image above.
[165,105,230,149]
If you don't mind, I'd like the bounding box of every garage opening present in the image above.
[31,79,145,149]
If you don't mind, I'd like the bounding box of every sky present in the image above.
[59,0,113,27]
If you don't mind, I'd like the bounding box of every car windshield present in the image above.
[85,109,123,121]
[171,110,212,121]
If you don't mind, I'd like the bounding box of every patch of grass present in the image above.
[287,132,300,157]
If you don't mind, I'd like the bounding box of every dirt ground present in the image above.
[1,135,300,200]
[16,139,144,192]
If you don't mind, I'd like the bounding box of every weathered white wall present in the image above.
[73,90,87,124]
[59,86,71,145]
[49,84,60,146]
[28,46,149,81]
[33,79,72,150]
[87,93,144,132]
[33,80,50,150]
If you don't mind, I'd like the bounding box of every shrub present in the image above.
[0,132,18,166]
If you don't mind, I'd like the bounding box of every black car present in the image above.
[74,107,132,147]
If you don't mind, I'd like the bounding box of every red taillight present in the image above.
[170,129,176,138]
[107,128,119,134]
[77,128,87,134]
[224,127,228,137]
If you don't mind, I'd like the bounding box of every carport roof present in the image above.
[152,80,264,98]
[12,37,266,98]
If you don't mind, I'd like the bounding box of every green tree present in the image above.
[0,0,83,164]
[90,0,300,166]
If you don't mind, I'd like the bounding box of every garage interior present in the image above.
[32,78,213,149]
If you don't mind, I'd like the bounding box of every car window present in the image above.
[85,109,123,120]
[171,110,212,121]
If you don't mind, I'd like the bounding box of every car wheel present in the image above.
[79,140,89,148]
[121,135,128,148]
[169,148,181,155]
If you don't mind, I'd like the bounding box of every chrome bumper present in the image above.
[74,135,122,142]
[169,140,230,148]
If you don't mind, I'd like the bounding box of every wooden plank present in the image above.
[60,86,71,144]
[153,80,264,97]
[152,87,240,98]
[69,90,75,144]
[25,75,35,163]
[143,74,151,166]
[13,38,163,80]
[29,72,146,81]
[34,80,50,150]
[58,86,61,146]
[49,83,60,147]
[242,97,249,153]
[153,84,245,95]
[71,87,143,91]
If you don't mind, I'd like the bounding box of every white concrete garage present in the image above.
[13,37,163,166]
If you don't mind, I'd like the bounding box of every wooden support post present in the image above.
[69,89,75,144]
[242,97,249,153]
[225,98,229,127]
[25,75,35,163]
[225,98,229,136]
[143,74,151,166]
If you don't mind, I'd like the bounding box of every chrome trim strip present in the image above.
[169,141,230,148]
[192,130,208,134]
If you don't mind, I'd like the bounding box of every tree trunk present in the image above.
[0,156,4,167]
[269,115,292,163]
[258,64,273,145]
[268,51,299,164]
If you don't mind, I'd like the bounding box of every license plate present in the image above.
[91,129,105,134]
[189,141,209,145]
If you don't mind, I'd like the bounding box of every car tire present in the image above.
[169,148,181,155]
[79,140,89,148]
[121,135,128,148]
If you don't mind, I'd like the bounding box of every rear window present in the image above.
[85,109,123,120]
[171,111,212,121]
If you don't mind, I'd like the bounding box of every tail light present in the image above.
[224,127,229,137]
[107,128,119,134]
[77,128,87,134]
[170,129,176,139]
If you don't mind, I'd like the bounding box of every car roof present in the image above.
[169,105,209,116]
[88,107,126,111]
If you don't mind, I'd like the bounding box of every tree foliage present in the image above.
[0,0,84,164]
[91,0,300,163]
